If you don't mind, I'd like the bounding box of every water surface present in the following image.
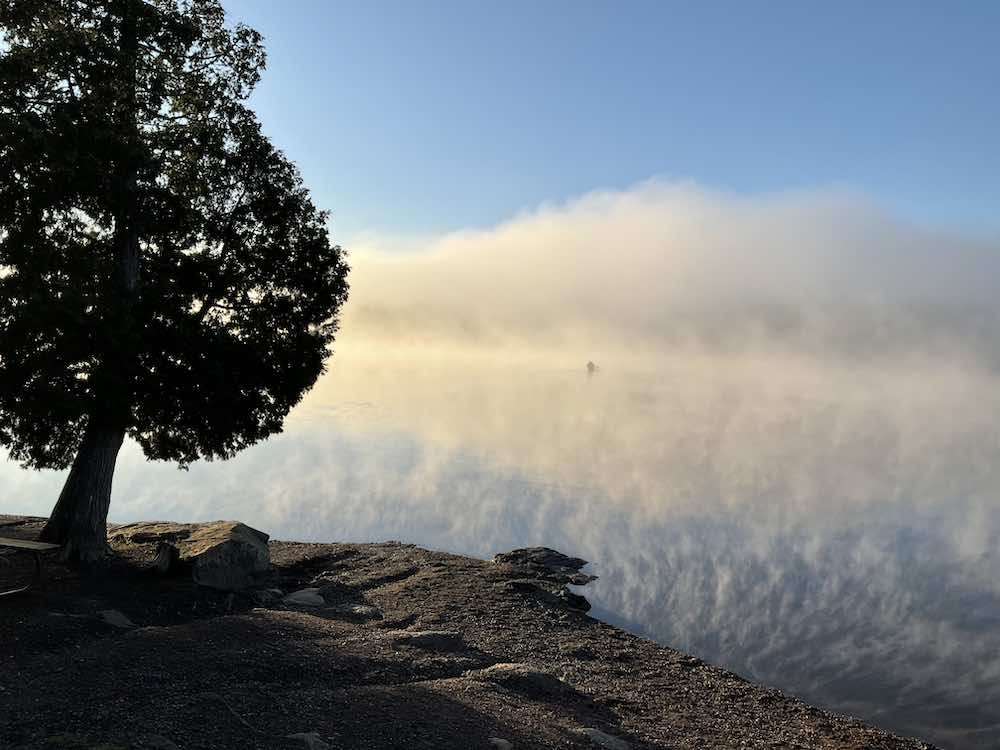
[4,348,999,749]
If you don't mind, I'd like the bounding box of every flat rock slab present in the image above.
[109,521,270,591]
[493,547,597,586]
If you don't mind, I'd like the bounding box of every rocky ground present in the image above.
[0,515,937,750]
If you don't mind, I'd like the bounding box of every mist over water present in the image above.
[4,183,1000,748]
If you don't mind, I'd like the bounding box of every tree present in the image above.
[0,0,349,561]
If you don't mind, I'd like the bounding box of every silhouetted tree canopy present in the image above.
[0,0,348,555]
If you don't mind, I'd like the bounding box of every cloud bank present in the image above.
[343,181,1000,368]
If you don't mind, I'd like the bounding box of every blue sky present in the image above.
[228,0,999,243]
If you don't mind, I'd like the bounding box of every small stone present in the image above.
[324,601,382,620]
[99,609,136,629]
[283,588,326,607]
[560,644,597,660]
[466,663,571,697]
[343,603,381,619]
[388,630,467,652]
[579,728,630,750]
[287,731,331,750]
[488,739,513,750]
[499,579,541,593]
[145,735,180,750]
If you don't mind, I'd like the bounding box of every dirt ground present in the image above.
[1,515,936,750]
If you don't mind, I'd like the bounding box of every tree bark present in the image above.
[40,421,126,561]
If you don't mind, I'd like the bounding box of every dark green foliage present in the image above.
[0,0,349,469]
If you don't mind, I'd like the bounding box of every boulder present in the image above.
[109,521,270,591]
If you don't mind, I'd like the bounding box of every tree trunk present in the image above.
[39,422,126,562]
[39,2,142,564]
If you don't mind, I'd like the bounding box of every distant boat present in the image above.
[586,361,599,375]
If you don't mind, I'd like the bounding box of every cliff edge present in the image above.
[0,516,935,750]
